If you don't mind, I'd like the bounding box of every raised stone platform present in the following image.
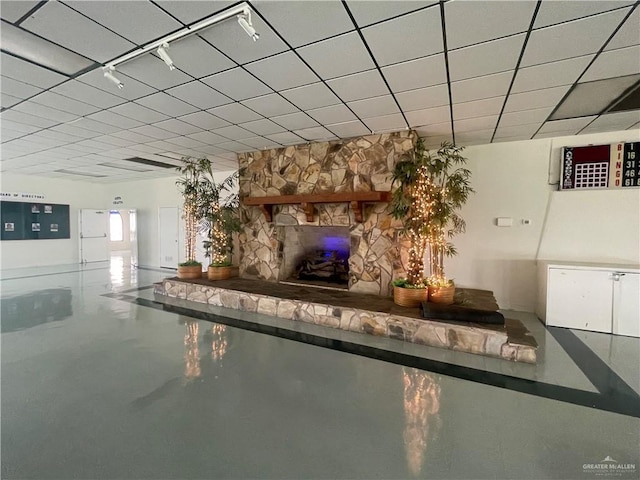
[154,277,537,363]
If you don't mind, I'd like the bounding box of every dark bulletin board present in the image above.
[1,201,70,240]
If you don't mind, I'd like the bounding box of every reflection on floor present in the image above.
[1,262,638,479]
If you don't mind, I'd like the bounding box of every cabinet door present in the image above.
[547,268,613,333]
[613,273,640,337]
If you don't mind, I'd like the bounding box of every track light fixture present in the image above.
[157,43,175,70]
[103,66,124,89]
[237,9,260,42]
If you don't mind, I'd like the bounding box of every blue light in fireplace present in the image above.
[322,235,349,259]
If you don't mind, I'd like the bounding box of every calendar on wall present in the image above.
[560,141,640,190]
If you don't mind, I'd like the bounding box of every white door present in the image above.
[613,273,640,338]
[547,268,613,333]
[79,209,109,263]
[129,209,138,267]
[159,207,180,268]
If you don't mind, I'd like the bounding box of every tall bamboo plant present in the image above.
[391,139,473,286]
[176,156,204,265]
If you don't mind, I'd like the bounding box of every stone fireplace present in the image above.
[238,131,416,297]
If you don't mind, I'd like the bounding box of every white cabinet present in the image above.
[538,262,640,337]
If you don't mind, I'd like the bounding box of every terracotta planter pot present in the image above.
[393,286,429,307]
[428,284,455,305]
[207,265,232,281]
[177,264,203,279]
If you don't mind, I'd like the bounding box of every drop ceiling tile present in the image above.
[166,81,232,110]
[453,97,505,121]
[94,135,136,147]
[186,131,228,144]
[0,76,42,99]
[307,104,357,125]
[202,68,272,101]
[449,34,524,82]
[164,35,235,79]
[347,95,400,118]
[50,124,101,139]
[13,101,78,123]
[582,111,640,131]
[86,110,143,129]
[325,120,370,139]
[0,53,66,89]
[382,54,447,92]
[537,116,597,135]
[450,71,512,103]
[111,130,156,144]
[152,119,203,136]
[165,136,207,148]
[252,0,354,47]
[327,70,389,102]
[31,91,100,116]
[239,118,287,135]
[522,9,630,67]
[51,80,126,109]
[361,6,443,67]
[405,105,451,127]
[1,109,60,128]
[362,113,406,133]
[346,1,435,28]
[280,83,341,110]
[215,140,253,152]
[498,107,553,127]
[70,118,122,134]
[178,111,231,130]
[21,1,136,62]
[1,126,25,141]
[2,120,41,135]
[207,103,263,124]
[36,129,84,143]
[128,143,163,154]
[111,102,169,124]
[418,123,454,139]
[1,0,41,22]
[582,46,640,82]
[135,92,199,117]
[154,1,236,24]
[445,1,536,49]
[240,136,281,150]
[211,125,255,141]
[65,0,182,45]
[534,1,634,28]
[199,9,288,65]
[396,84,450,112]
[297,31,375,80]
[245,52,317,91]
[455,115,498,133]
[119,55,193,91]
[455,129,494,146]
[606,9,640,51]
[192,145,232,156]
[504,85,572,113]
[77,68,156,101]
[511,55,594,94]
[293,126,335,142]
[129,125,177,140]
[264,131,305,145]
[271,112,319,130]
[240,94,298,117]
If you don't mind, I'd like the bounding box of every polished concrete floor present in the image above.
[1,258,639,479]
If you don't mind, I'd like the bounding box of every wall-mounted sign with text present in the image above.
[112,196,124,205]
[1,192,46,201]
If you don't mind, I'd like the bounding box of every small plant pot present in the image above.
[428,284,455,305]
[177,265,203,279]
[208,265,232,281]
[393,286,429,307]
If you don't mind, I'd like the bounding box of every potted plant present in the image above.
[391,138,473,306]
[175,156,204,279]
[196,160,241,281]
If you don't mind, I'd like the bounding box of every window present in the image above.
[109,211,123,242]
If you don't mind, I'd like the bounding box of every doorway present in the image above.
[108,209,138,268]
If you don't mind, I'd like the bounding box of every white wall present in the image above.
[446,129,640,311]
[0,173,107,269]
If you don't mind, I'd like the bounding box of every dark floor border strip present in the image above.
[117,285,155,294]
[0,266,109,281]
[547,326,640,400]
[109,293,640,419]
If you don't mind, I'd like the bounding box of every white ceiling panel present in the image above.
[362,113,406,133]
[50,124,101,139]
[154,1,236,25]
[118,55,193,90]
[537,116,597,135]
[1,109,60,129]
[211,125,255,141]
[583,111,640,132]
[30,91,100,116]
[185,131,227,145]
[346,1,435,28]
[455,129,494,146]
[135,92,199,117]
[534,1,634,29]
[453,97,505,121]
[51,80,126,109]
[202,68,272,101]
[405,106,451,127]
[297,32,375,80]
[245,52,318,91]
[69,118,122,135]
[193,145,233,156]
[504,85,572,113]
[252,0,354,47]
[77,68,156,101]
[241,94,298,117]
[450,71,512,103]
[239,119,287,136]
[86,110,144,129]
[511,55,594,94]
[179,111,231,130]
[307,104,357,125]
[499,107,554,128]
[0,76,42,99]
[361,6,443,67]
[166,35,235,79]
[216,140,253,152]
[605,9,640,51]
[396,84,450,112]
[271,112,319,131]
[94,135,136,147]
[166,81,232,110]
[347,95,400,118]
[235,136,280,150]
[207,103,263,124]
[382,54,447,93]
[493,123,540,140]
[522,9,631,67]
[165,136,207,149]
[453,115,498,133]
[264,131,305,145]
[326,70,389,102]
[448,34,524,82]
[21,1,136,62]
[110,102,170,124]
[129,125,177,140]
[325,121,370,139]
[1,0,41,22]
[1,120,41,135]
[111,130,157,144]
[65,1,182,45]
[280,83,341,111]
[293,126,335,142]
[13,101,78,123]
[0,53,66,90]
[36,129,84,143]
[581,46,640,82]
[152,119,203,136]
[445,0,535,49]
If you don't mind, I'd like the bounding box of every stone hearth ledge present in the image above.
[155,278,537,364]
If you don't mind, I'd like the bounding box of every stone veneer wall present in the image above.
[238,131,416,296]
